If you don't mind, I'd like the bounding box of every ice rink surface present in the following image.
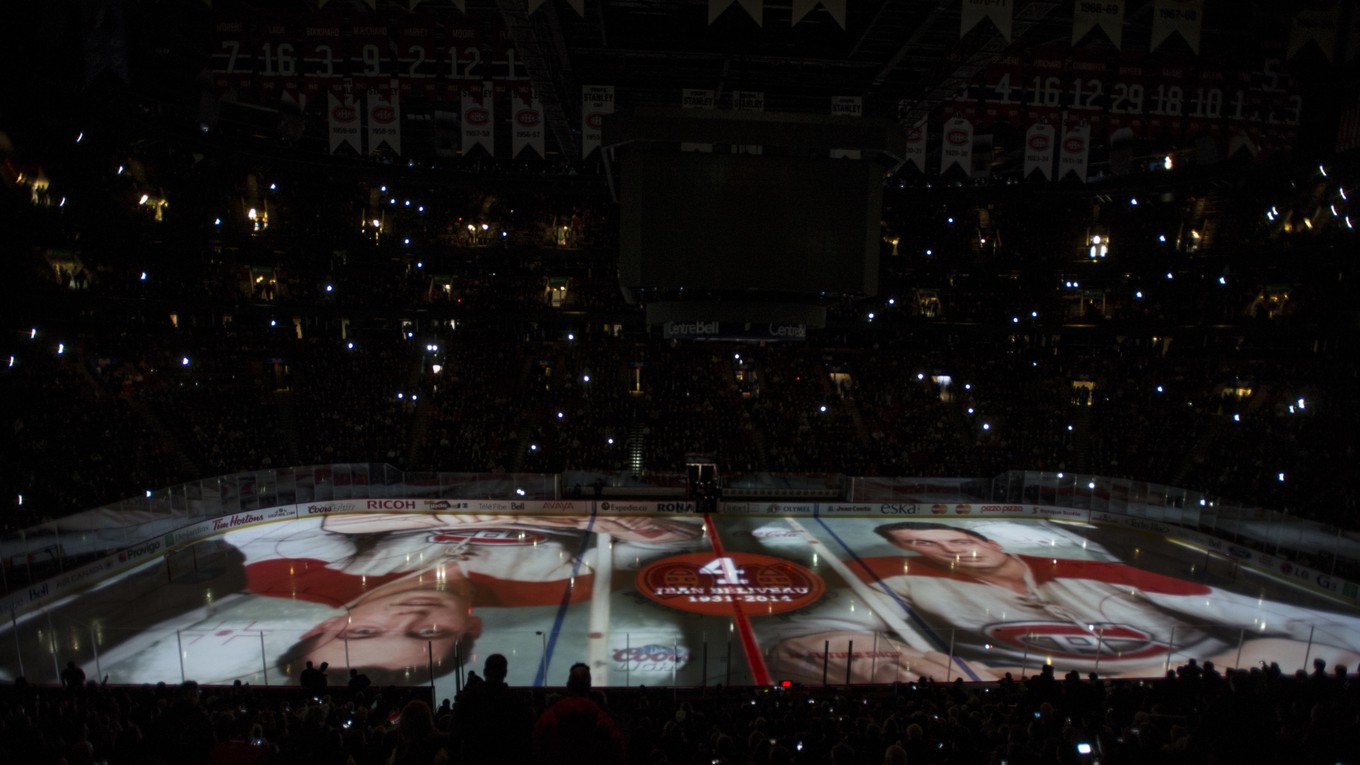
[5,512,1359,705]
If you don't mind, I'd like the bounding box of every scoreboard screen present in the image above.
[619,151,881,297]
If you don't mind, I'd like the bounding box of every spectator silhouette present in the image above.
[60,661,86,692]
[153,681,215,765]
[347,667,372,695]
[452,653,533,765]
[299,660,320,693]
[386,699,450,765]
[532,663,623,765]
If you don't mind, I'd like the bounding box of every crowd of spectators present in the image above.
[3,654,1358,764]
[7,267,1359,531]
[8,102,1360,563]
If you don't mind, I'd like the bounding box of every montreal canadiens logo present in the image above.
[1028,133,1050,151]
[586,111,605,129]
[516,111,541,127]
[1064,136,1086,152]
[947,129,969,145]
[907,127,922,141]
[986,622,1167,661]
[637,552,824,616]
[372,105,395,124]
[332,105,356,121]
[427,528,546,545]
[466,107,489,126]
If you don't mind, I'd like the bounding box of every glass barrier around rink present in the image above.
[757,624,1360,688]
[0,465,564,594]
[848,472,1360,576]
[0,620,764,691]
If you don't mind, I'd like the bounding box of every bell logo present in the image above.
[1028,134,1050,151]
[466,107,489,126]
[1064,136,1086,153]
[947,129,969,146]
[332,105,356,122]
[586,112,605,129]
[372,105,395,124]
[516,111,540,127]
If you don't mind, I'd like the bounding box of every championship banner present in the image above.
[940,116,974,177]
[1023,120,1056,180]
[681,88,716,152]
[961,0,1012,41]
[1073,0,1123,49]
[511,87,545,158]
[327,91,362,155]
[830,96,862,159]
[1151,0,1204,54]
[792,0,847,29]
[366,83,401,156]
[1288,2,1340,61]
[903,119,927,174]
[709,0,762,26]
[732,90,765,155]
[581,84,614,159]
[1058,119,1091,182]
[300,17,344,104]
[462,81,494,156]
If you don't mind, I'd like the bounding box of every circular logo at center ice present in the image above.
[636,552,824,615]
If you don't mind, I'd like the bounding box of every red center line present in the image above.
[703,514,772,686]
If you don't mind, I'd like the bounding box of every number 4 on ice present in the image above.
[698,557,749,585]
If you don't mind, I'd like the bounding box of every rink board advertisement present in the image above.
[4,513,1360,696]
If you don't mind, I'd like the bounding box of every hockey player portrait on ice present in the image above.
[83,512,704,687]
[770,519,1360,684]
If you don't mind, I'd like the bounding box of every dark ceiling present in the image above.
[3,1,1353,166]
